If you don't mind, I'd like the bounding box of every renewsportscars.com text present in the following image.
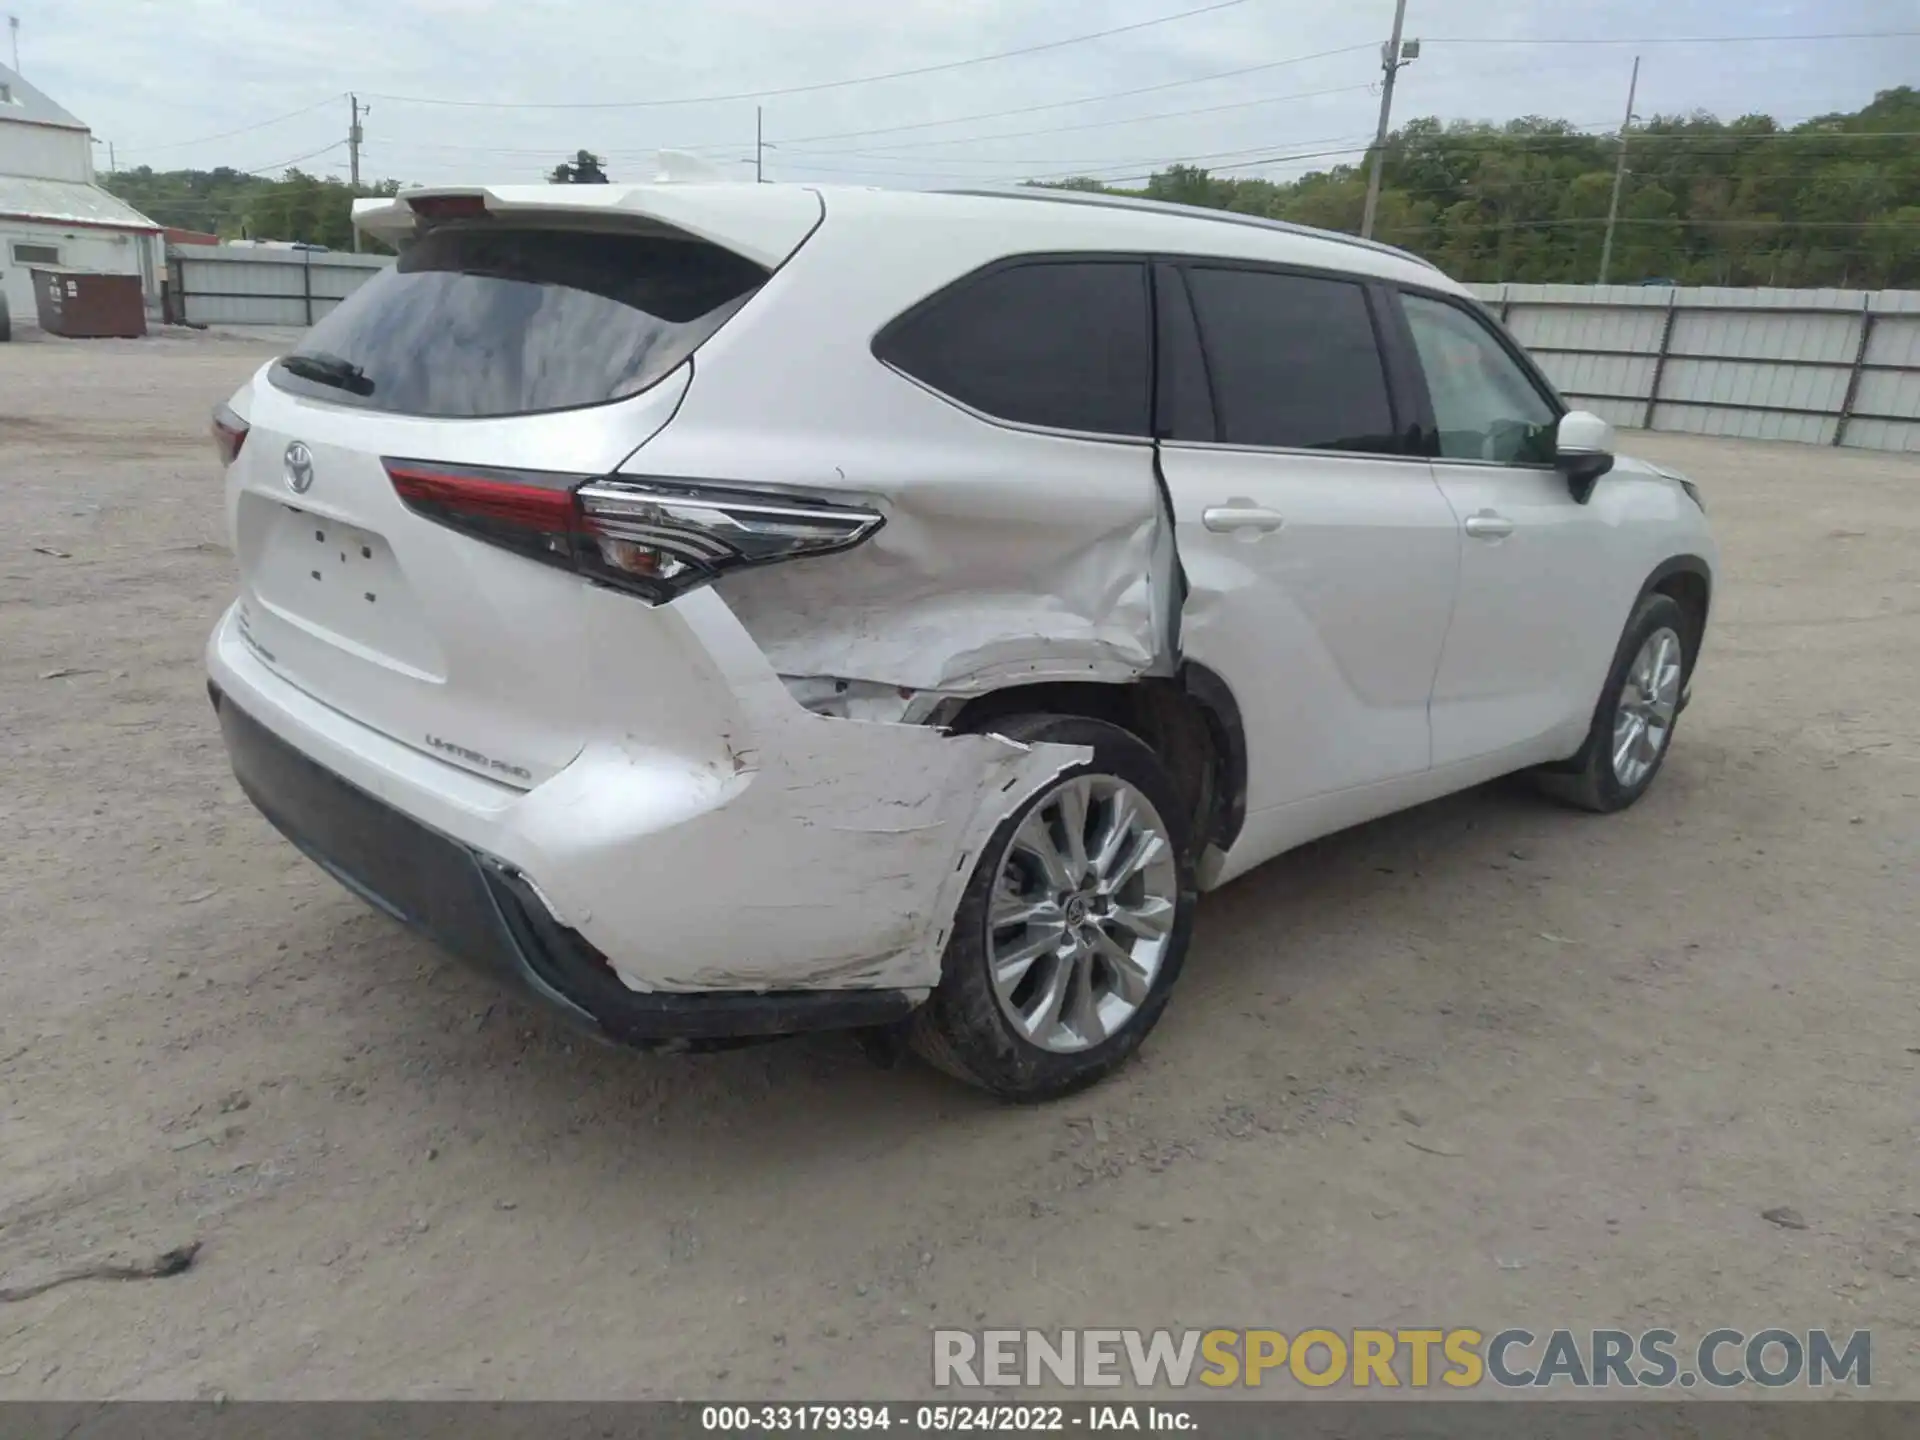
[933,1327,1871,1390]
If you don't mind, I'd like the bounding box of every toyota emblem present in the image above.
[284,442,315,494]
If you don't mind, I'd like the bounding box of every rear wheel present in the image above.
[910,714,1197,1101]
[1535,592,1691,813]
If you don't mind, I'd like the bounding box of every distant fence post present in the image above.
[1834,296,1875,449]
[1643,291,1680,431]
[302,250,314,328]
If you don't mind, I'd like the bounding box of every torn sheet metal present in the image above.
[502,587,1088,995]
[709,436,1180,696]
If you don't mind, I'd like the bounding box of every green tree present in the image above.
[105,166,404,251]
[1014,87,1919,286]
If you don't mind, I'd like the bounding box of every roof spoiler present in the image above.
[351,177,822,269]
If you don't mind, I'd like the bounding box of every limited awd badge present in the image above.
[284,442,315,494]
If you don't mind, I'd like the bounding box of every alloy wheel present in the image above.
[1612,625,1683,788]
[985,774,1180,1054]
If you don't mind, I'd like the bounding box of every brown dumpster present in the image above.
[30,268,148,339]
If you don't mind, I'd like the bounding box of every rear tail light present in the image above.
[408,194,490,222]
[211,402,248,467]
[384,461,883,604]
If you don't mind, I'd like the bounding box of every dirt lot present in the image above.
[1,332,1916,1400]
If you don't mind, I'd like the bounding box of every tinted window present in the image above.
[269,226,767,417]
[1180,267,1399,452]
[876,260,1150,436]
[1154,263,1215,441]
[1400,292,1558,464]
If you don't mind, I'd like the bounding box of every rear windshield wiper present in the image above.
[279,351,375,397]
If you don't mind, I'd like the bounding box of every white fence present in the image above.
[170,244,389,328]
[1467,284,1920,454]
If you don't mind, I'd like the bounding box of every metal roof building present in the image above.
[0,61,163,327]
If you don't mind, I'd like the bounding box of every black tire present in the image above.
[0,290,11,344]
[909,713,1198,1102]
[1534,591,1692,814]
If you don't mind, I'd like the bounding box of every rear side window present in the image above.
[269,226,768,418]
[875,260,1150,437]
[1179,267,1399,453]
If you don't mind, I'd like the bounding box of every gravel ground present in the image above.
[1,333,1916,1400]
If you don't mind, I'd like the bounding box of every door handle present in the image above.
[1463,511,1515,540]
[1202,505,1285,534]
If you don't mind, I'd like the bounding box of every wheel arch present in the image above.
[940,663,1248,861]
[1641,554,1712,673]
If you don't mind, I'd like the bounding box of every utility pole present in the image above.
[756,105,764,183]
[1598,56,1641,285]
[349,93,365,252]
[1360,0,1417,240]
[9,14,21,73]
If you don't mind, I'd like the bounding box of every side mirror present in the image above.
[1556,410,1615,504]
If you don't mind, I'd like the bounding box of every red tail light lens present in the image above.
[383,460,883,605]
[211,402,249,467]
[408,194,491,222]
[386,463,579,567]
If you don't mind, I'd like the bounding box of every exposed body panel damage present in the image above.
[712,441,1181,698]
[515,590,1091,995]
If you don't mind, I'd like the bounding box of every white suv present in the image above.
[206,182,1715,1100]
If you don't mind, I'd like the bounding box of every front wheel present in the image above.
[1535,591,1692,813]
[910,714,1198,1101]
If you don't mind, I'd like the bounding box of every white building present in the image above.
[0,62,163,324]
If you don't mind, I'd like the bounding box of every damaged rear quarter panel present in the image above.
[709,428,1173,694]
[618,199,1179,697]
[508,588,1090,994]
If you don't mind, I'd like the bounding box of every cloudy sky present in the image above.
[11,0,1918,190]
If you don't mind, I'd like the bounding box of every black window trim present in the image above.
[868,251,1157,447]
[1153,254,1427,464]
[871,249,1542,463]
[1149,260,1214,444]
[1384,283,1569,470]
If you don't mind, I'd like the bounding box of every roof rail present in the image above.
[939,185,1440,272]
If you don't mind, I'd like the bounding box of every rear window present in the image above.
[874,259,1151,437]
[269,225,768,418]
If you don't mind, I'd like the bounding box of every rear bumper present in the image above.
[212,684,919,1044]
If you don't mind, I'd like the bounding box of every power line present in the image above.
[367,0,1258,110]
[780,132,1383,169]
[241,141,347,176]
[771,42,1380,146]
[119,95,348,156]
[363,122,1920,188]
[1426,29,1920,46]
[795,119,1920,172]
[1013,123,1646,183]
[780,81,1378,156]
[1456,216,1920,230]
